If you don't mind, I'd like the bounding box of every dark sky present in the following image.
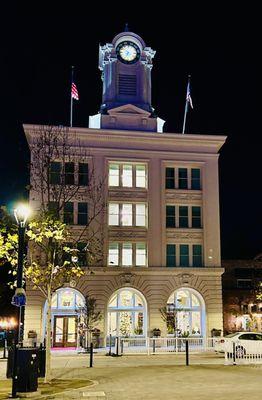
[0,3,261,259]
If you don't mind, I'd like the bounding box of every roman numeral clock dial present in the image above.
[116,41,141,64]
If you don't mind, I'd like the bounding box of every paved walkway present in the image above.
[1,353,262,399]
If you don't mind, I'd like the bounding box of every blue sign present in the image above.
[11,293,26,307]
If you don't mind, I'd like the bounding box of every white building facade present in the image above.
[24,29,226,348]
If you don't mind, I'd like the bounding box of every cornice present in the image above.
[23,124,227,155]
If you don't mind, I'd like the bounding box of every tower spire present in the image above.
[124,22,129,32]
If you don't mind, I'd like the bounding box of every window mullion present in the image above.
[189,206,192,228]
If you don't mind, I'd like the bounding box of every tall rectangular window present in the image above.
[122,204,133,226]
[179,206,188,228]
[166,167,175,189]
[109,204,119,225]
[65,162,75,185]
[136,243,147,266]
[166,206,176,228]
[122,243,133,266]
[64,202,74,224]
[48,201,59,217]
[122,165,133,187]
[192,207,201,228]
[166,244,176,267]
[191,168,201,190]
[136,165,146,188]
[79,163,89,186]
[77,242,87,266]
[178,168,188,189]
[193,245,202,267]
[109,164,120,186]
[180,244,189,267]
[77,202,88,225]
[50,161,61,184]
[108,243,119,266]
[135,204,146,227]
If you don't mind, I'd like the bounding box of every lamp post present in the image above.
[11,204,30,398]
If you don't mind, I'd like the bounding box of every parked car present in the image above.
[215,332,262,356]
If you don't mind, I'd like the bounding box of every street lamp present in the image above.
[11,204,30,398]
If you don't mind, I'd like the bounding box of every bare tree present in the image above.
[78,295,102,350]
[28,124,106,266]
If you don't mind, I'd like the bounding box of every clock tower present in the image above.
[89,28,165,132]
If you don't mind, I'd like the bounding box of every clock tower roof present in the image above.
[112,30,146,50]
[89,29,165,132]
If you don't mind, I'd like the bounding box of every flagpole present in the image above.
[182,75,191,134]
[70,66,74,127]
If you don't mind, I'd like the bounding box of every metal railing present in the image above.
[225,340,262,365]
[118,337,219,355]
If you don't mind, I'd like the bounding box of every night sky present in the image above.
[1,3,261,260]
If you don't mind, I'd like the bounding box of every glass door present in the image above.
[53,316,77,347]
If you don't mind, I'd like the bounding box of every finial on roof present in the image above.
[124,23,129,32]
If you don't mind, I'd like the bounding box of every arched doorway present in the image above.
[107,288,147,338]
[167,288,206,337]
[44,288,85,348]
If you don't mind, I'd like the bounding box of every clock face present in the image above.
[116,41,140,64]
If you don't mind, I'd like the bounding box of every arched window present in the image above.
[51,288,85,310]
[107,288,147,337]
[167,288,205,336]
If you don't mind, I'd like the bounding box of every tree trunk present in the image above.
[45,289,52,383]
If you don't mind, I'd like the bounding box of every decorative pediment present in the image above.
[108,104,151,117]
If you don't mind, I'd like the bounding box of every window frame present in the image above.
[108,162,147,189]
[108,242,147,267]
[108,203,147,227]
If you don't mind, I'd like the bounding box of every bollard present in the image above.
[3,339,7,359]
[89,342,94,368]
[185,340,189,366]
[233,342,236,365]
[116,337,119,356]
[109,334,112,356]
[153,338,156,354]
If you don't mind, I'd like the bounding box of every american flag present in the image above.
[186,80,193,109]
[71,82,79,100]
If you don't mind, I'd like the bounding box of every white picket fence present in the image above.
[115,337,219,355]
[224,340,262,365]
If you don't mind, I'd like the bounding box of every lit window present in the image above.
[122,165,133,187]
[109,164,120,186]
[108,162,147,188]
[122,243,133,266]
[136,243,146,266]
[136,204,146,226]
[136,165,146,188]
[108,243,119,266]
[109,204,119,225]
[122,204,133,226]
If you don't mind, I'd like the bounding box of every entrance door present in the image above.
[53,316,77,347]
